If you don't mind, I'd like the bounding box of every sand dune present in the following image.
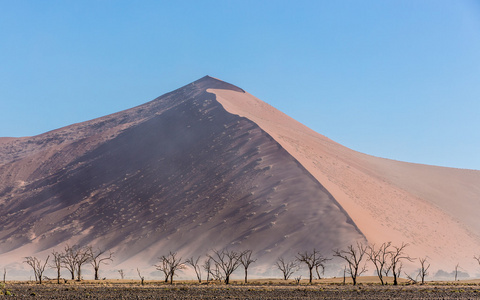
[0,76,479,280]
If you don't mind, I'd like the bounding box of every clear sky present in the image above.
[1,1,479,170]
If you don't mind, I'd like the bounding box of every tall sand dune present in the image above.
[0,76,479,279]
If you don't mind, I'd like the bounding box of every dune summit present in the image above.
[0,76,479,280]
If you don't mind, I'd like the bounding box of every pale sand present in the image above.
[211,87,480,274]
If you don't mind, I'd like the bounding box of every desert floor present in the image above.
[3,278,480,299]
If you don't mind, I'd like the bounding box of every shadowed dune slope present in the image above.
[0,76,364,278]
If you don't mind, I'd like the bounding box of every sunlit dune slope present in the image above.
[212,82,480,274]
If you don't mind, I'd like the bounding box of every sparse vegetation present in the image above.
[207,249,242,284]
[275,257,298,280]
[296,249,330,283]
[24,255,50,284]
[239,249,256,283]
[155,251,185,284]
[333,242,368,286]
[389,243,414,285]
[88,246,114,280]
[367,242,392,285]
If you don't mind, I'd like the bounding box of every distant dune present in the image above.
[0,76,479,280]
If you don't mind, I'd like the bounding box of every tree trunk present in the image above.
[77,266,81,281]
[308,268,313,283]
[225,275,230,284]
[170,271,174,284]
[94,267,99,280]
[244,269,248,283]
[57,269,61,284]
[352,275,357,286]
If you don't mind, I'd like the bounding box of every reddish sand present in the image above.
[211,84,480,275]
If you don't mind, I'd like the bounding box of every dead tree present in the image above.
[202,258,212,282]
[50,250,63,284]
[296,249,330,283]
[207,249,242,284]
[24,256,50,284]
[367,242,392,285]
[137,268,145,285]
[75,246,91,281]
[418,257,430,284]
[405,271,418,284]
[155,252,185,284]
[118,269,125,279]
[333,242,368,286]
[185,256,202,283]
[390,243,414,286]
[239,250,256,284]
[454,263,460,281]
[155,256,170,282]
[275,257,298,280]
[62,245,77,280]
[88,247,114,280]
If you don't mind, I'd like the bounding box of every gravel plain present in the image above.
[3,281,480,299]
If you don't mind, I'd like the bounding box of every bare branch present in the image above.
[418,257,430,284]
[239,250,256,283]
[185,256,202,283]
[296,248,330,283]
[88,247,114,280]
[390,243,414,286]
[155,252,185,284]
[137,268,145,285]
[24,256,50,284]
[367,242,392,285]
[333,242,368,286]
[275,257,298,280]
[207,249,242,284]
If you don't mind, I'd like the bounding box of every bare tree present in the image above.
[118,269,125,279]
[75,246,91,281]
[207,249,242,284]
[88,247,114,280]
[24,256,50,284]
[155,252,185,284]
[390,243,414,286]
[137,268,145,285]
[50,250,63,284]
[454,263,460,281]
[185,256,202,283]
[62,245,77,280]
[333,242,368,286]
[202,258,212,282]
[367,242,392,285]
[418,257,430,284]
[155,256,170,282]
[275,257,298,280]
[296,249,330,283]
[239,250,256,283]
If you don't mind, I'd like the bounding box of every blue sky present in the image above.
[1,1,479,170]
